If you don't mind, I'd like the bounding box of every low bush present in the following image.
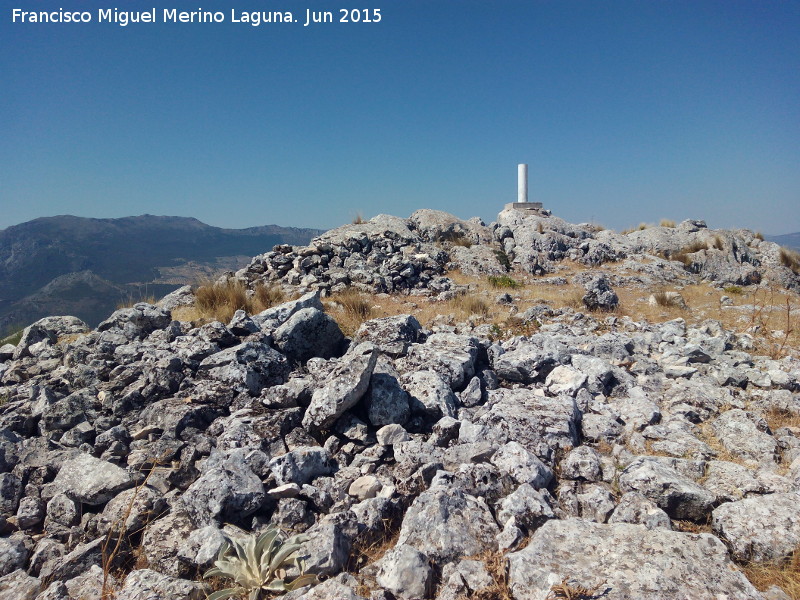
[723,285,743,295]
[488,275,521,289]
[660,219,676,228]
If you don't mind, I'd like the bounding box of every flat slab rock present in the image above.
[508,519,764,600]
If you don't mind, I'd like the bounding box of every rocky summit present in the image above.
[0,207,799,600]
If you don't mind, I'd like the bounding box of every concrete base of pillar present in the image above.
[505,202,543,213]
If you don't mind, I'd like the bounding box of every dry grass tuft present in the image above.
[660,219,676,228]
[766,407,800,432]
[447,292,490,318]
[254,282,285,309]
[536,221,545,234]
[464,550,513,600]
[325,288,375,336]
[651,290,673,307]
[546,577,607,599]
[742,550,800,600]
[711,234,725,250]
[352,212,366,224]
[195,279,252,323]
[780,247,800,274]
[755,231,765,241]
[440,230,473,248]
[116,295,157,310]
[724,285,744,295]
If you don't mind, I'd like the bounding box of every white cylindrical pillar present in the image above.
[517,164,528,203]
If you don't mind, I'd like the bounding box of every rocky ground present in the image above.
[0,208,799,600]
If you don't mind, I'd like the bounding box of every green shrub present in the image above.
[723,285,743,295]
[488,275,521,289]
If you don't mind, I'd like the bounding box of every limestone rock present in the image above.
[51,453,136,506]
[508,519,763,600]
[302,343,378,429]
[397,487,499,563]
[712,492,800,562]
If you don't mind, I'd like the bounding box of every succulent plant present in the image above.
[204,525,317,600]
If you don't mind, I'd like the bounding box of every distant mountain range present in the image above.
[0,215,324,334]
[766,232,800,253]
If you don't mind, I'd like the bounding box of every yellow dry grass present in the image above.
[742,551,800,600]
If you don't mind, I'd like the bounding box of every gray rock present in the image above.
[374,544,433,599]
[114,568,207,600]
[96,485,168,536]
[376,424,410,446]
[702,460,763,502]
[16,496,44,529]
[227,309,260,336]
[283,572,364,600]
[269,446,335,486]
[142,510,196,577]
[437,559,494,600]
[618,457,715,521]
[561,446,602,482]
[179,452,265,526]
[273,307,344,361]
[364,361,411,427]
[0,473,22,516]
[251,291,324,331]
[508,519,763,600]
[496,483,556,530]
[0,536,29,577]
[157,285,195,311]
[97,303,171,340]
[0,569,40,600]
[63,565,106,600]
[608,491,672,530]
[473,389,580,462]
[545,364,587,395]
[402,370,458,420]
[302,519,355,577]
[582,274,619,311]
[51,453,136,506]
[711,409,777,463]
[490,441,553,489]
[197,340,289,395]
[353,314,422,357]
[397,333,480,389]
[712,492,800,562]
[302,343,378,429]
[397,487,500,563]
[45,493,79,527]
[38,538,104,582]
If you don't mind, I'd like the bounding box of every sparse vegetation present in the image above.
[439,230,473,248]
[254,282,286,309]
[742,550,800,600]
[755,231,764,241]
[352,213,366,225]
[192,279,284,324]
[536,221,545,234]
[204,525,317,599]
[324,288,375,336]
[546,577,607,599]
[780,247,800,274]
[660,219,676,228]
[711,234,725,250]
[724,285,743,295]
[488,275,521,289]
[651,290,675,307]
[447,292,490,317]
[116,295,157,310]
[0,327,24,346]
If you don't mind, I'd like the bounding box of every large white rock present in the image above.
[508,519,763,600]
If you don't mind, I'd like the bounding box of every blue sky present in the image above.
[2,1,798,233]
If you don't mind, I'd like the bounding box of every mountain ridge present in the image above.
[0,214,324,333]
